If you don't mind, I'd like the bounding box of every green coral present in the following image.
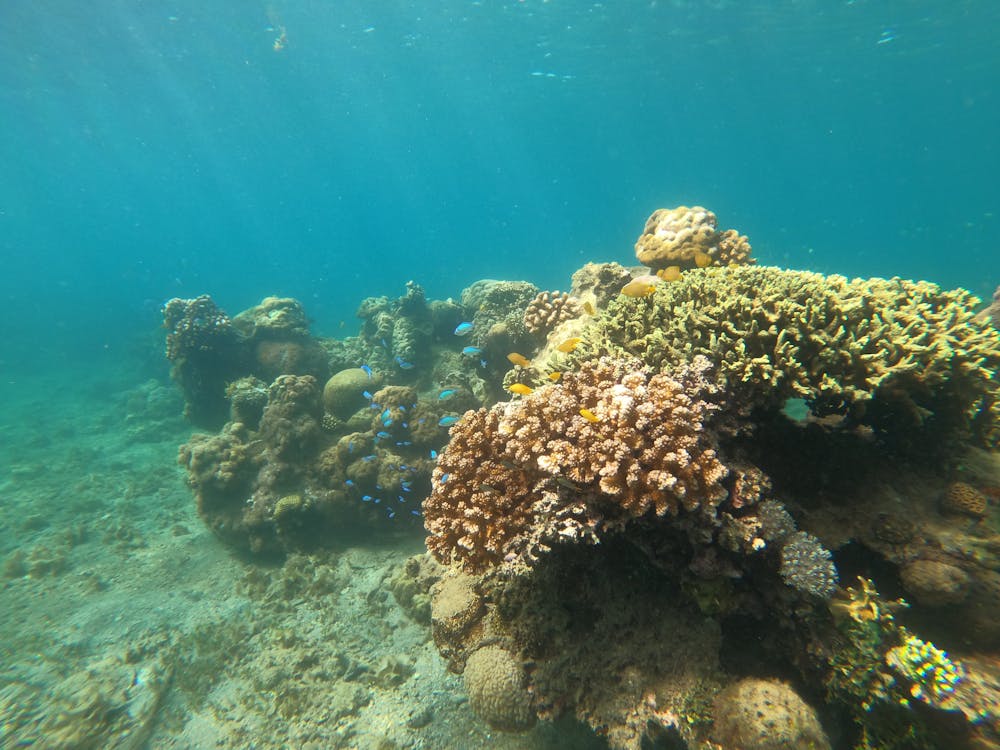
[572,266,1000,446]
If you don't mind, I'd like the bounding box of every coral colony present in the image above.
[165,207,1000,750]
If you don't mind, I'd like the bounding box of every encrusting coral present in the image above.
[634,205,753,270]
[574,265,1000,447]
[423,356,730,572]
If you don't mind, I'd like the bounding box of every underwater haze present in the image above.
[2,3,1000,750]
[1,0,998,369]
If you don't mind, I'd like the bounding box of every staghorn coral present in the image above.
[576,265,1000,447]
[423,356,729,572]
[634,206,753,270]
[524,290,583,337]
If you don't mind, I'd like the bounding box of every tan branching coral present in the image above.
[423,357,729,572]
[524,290,583,336]
[635,206,753,269]
[576,265,1000,446]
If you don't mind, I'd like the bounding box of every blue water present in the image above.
[1,0,998,365]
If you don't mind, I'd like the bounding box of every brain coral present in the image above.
[575,266,1000,446]
[634,206,753,269]
[462,646,536,732]
[423,357,730,572]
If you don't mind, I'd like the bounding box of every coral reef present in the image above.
[163,210,1000,750]
[575,265,1000,448]
[179,372,441,555]
[634,206,753,270]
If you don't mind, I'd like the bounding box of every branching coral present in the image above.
[524,290,583,337]
[423,357,729,572]
[574,266,1000,446]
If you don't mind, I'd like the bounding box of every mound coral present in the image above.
[711,678,830,750]
[423,357,729,572]
[634,206,753,270]
[575,266,1000,446]
[462,646,536,733]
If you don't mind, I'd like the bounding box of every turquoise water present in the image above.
[1,2,998,749]
[1,0,998,368]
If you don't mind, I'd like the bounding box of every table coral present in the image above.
[575,265,1000,447]
[423,356,729,572]
[634,206,753,270]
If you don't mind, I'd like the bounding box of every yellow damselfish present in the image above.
[657,266,682,281]
[694,251,713,268]
[556,337,582,353]
[547,372,562,382]
[579,408,600,423]
[582,300,596,315]
[508,383,534,395]
[507,352,531,368]
[620,279,657,297]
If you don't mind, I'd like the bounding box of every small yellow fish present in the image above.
[621,277,658,297]
[508,383,534,396]
[582,300,596,315]
[556,337,582,353]
[507,352,531,368]
[579,408,600,423]
[657,266,682,282]
[694,251,713,268]
[547,371,562,382]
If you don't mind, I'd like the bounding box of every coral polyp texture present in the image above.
[634,205,753,269]
[423,356,729,572]
[523,290,583,336]
[576,265,1000,447]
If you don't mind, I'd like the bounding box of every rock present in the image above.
[711,677,830,750]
